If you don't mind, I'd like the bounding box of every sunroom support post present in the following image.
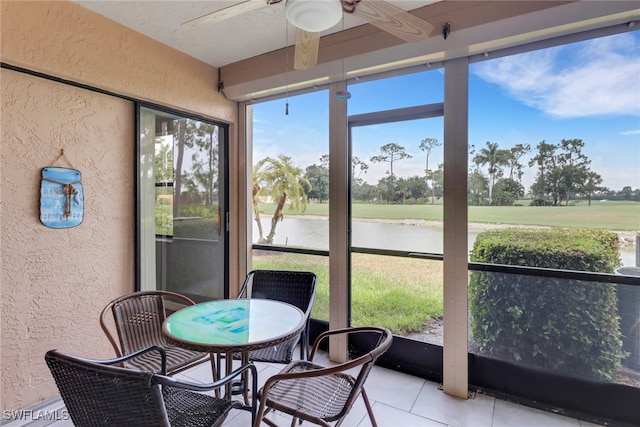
[236,101,252,297]
[328,81,350,362]
[442,56,469,398]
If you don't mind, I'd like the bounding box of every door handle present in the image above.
[217,207,221,236]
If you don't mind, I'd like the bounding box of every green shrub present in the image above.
[469,228,625,381]
[178,203,218,219]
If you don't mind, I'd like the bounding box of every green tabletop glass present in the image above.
[162,299,305,352]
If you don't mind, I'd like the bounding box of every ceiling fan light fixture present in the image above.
[286,0,342,33]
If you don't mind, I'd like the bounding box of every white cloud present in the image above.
[621,129,640,135]
[473,33,640,118]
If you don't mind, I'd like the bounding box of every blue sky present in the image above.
[253,30,640,192]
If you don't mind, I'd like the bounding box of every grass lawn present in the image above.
[252,252,443,335]
[468,202,639,230]
[261,200,639,231]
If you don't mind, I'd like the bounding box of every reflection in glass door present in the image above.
[139,106,227,301]
[349,110,444,345]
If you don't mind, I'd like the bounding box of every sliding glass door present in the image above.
[138,106,228,301]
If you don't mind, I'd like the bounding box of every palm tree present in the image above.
[473,141,509,204]
[252,181,265,242]
[419,137,441,204]
[370,143,412,203]
[253,155,310,244]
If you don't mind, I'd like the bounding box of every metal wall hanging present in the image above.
[40,150,84,228]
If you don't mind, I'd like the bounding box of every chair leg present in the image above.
[254,401,271,427]
[360,388,377,427]
[299,333,305,360]
[261,417,278,427]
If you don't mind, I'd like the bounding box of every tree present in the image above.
[473,141,509,204]
[370,143,412,203]
[375,176,394,204]
[370,143,413,178]
[620,186,635,200]
[189,122,220,206]
[493,178,525,206]
[389,176,428,203]
[352,182,377,202]
[154,142,173,183]
[252,181,265,242]
[395,177,411,204]
[419,137,441,204]
[528,141,558,203]
[468,167,489,206]
[579,171,603,206]
[529,139,600,206]
[429,163,445,201]
[617,186,640,201]
[351,156,369,186]
[506,143,531,181]
[165,119,221,217]
[253,155,310,244]
[305,163,329,202]
[403,175,429,202]
[557,139,590,205]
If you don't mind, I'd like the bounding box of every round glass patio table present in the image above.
[163,299,305,399]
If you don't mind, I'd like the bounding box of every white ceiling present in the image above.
[73,0,439,68]
[72,1,639,101]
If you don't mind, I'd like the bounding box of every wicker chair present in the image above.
[254,326,393,427]
[234,270,317,363]
[100,290,212,375]
[45,346,257,427]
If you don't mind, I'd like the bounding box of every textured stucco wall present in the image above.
[0,0,236,411]
[1,69,135,410]
[0,1,235,121]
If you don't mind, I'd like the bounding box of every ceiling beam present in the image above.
[219,1,572,92]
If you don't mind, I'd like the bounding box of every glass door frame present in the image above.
[344,102,445,374]
[136,102,230,301]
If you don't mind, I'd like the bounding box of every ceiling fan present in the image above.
[182,0,434,70]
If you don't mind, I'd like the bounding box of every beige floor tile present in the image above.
[365,365,427,412]
[411,382,495,427]
[368,402,448,427]
[38,348,615,427]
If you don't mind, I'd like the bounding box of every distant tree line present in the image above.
[245,137,638,244]
[300,138,639,206]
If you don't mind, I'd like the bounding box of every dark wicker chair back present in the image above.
[45,346,254,427]
[46,348,171,426]
[254,326,393,427]
[239,270,317,362]
[100,290,210,374]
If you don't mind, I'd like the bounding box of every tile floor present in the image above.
[31,349,608,427]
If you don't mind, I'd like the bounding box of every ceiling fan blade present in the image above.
[353,0,433,43]
[294,28,319,70]
[182,0,268,29]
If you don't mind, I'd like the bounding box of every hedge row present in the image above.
[469,228,624,381]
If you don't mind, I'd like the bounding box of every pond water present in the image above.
[254,217,638,267]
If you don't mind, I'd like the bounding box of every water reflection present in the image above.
[253,217,637,266]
